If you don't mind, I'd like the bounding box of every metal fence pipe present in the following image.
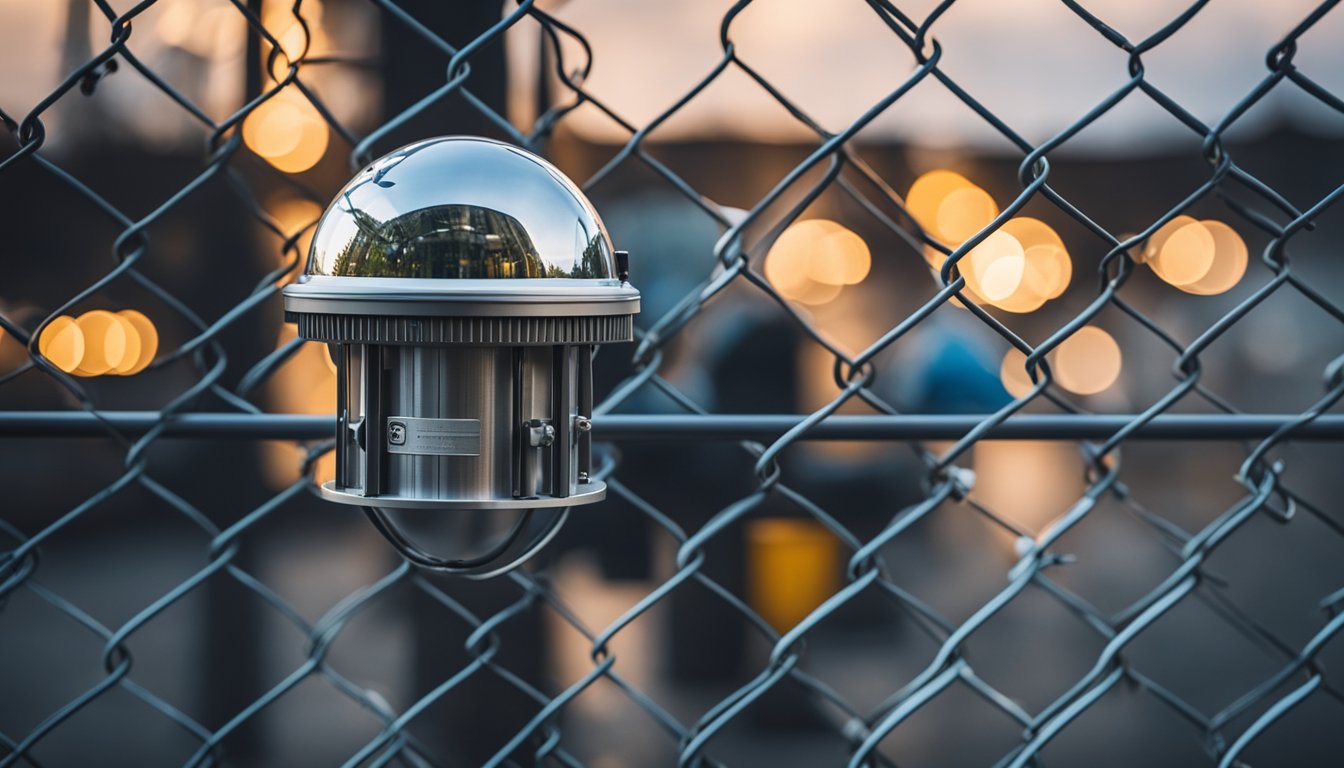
[1,411,1341,441]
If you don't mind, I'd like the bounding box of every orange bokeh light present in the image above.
[906,169,975,241]
[116,310,159,376]
[965,231,1025,302]
[241,90,330,174]
[261,324,337,488]
[1000,347,1037,399]
[1004,218,1071,298]
[935,185,998,244]
[38,316,85,374]
[764,218,870,306]
[1052,325,1122,396]
[1151,221,1215,287]
[109,314,142,375]
[73,310,130,376]
[1181,220,1248,296]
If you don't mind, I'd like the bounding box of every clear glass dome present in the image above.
[307,137,615,280]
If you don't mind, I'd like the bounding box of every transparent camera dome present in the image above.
[306,137,615,281]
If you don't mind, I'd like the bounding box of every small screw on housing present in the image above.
[525,419,556,448]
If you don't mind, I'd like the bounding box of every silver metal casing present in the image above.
[283,136,638,513]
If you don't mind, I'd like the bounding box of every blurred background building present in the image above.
[2,1,1344,766]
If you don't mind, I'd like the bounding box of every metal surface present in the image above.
[284,137,640,317]
[3,0,1344,766]
[289,138,637,523]
[292,313,635,345]
[4,411,1344,441]
[284,276,640,317]
[384,417,482,457]
[283,137,639,318]
[308,136,614,280]
[321,481,606,510]
[382,347,513,502]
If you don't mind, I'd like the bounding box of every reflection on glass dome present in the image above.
[325,203,610,279]
[306,137,616,280]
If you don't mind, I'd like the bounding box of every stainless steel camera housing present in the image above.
[283,136,638,515]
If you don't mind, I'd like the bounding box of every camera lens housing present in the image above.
[284,137,638,521]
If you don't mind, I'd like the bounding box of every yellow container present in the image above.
[745,518,842,634]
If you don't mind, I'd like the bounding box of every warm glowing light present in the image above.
[923,244,946,271]
[764,219,869,306]
[926,245,987,310]
[268,197,323,282]
[965,231,1025,302]
[156,2,196,50]
[1000,348,1037,399]
[925,243,990,310]
[243,99,305,158]
[116,310,159,375]
[160,2,246,60]
[793,280,844,306]
[1116,232,1144,262]
[990,281,1048,313]
[983,218,1072,314]
[263,1,327,81]
[1052,325,1122,396]
[195,7,247,59]
[935,185,999,244]
[261,324,337,489]
[109,314,142,376]
[38,316,85,374]
[906,170,976,240]
[270,23,311,81]
[263,112,328,173]
[1002,217,1071,299]
[1182,220,1248,296]
[949,281,991,311]
[973,440,1085,542]
[956,280,991,309]
[241,90,329,174]
[803,221,871,286]
[1141,216,1246,294]
[980,252,1026,302]
[1140,215,1196,264]
[73,310,130,376]
[764,229,811,298]
[270,198,322,248]
[1151,220,1215,287]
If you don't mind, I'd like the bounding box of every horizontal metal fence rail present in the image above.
[4,411,1344,441]
[2,0,1344,766]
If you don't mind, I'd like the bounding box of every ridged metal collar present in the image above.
[283,276,640,317]
[289,313,634,346]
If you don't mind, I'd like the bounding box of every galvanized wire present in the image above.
[2,0,1344,765]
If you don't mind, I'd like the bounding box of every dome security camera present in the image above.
[284,137,639,578]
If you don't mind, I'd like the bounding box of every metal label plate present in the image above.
[385,417,481,456]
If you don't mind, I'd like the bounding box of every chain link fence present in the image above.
[3,0,1344,765]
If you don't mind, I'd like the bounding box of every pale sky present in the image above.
[3,0,1340,157]
[506,0,1344,154]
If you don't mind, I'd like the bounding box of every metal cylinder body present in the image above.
[385,346,514,502]
[324,341,595,510]
[283,136,637,512]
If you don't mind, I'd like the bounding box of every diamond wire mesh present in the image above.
[2,0,1344,766]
